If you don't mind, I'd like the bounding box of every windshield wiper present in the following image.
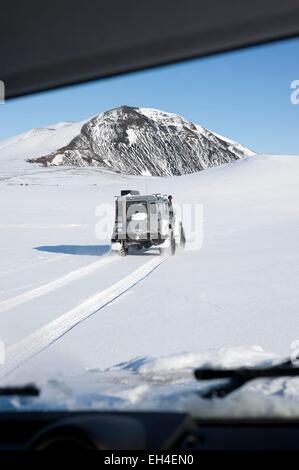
[194,358,299,399]
[0,384,39,397]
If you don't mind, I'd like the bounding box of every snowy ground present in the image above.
[1,127,299,415]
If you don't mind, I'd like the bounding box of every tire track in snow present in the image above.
[0,256,166,378]
[0,254,117,313]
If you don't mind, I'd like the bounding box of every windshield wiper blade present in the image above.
[194,358,299,399]
[0,384,40,397]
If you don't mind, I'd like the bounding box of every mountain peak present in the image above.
[29,106,254,176]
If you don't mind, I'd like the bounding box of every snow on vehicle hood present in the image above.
[3,346,299,418]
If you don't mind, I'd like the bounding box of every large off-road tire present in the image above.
[180,224,186,249]
[170,231,176,255]
[120,242,128,256]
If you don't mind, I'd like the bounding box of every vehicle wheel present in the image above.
[170,231,176,255]
[120,242,128,256]
[180,224,186,248]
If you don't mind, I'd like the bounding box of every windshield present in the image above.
[1,37,299,418]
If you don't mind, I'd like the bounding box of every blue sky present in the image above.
[1,37,299,154]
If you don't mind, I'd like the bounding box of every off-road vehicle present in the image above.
[111,190,186,256]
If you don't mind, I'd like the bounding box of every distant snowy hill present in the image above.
[27,106,255,176]
[0,120,85,176]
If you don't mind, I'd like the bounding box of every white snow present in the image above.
[141,169,152,176]
[0,119,85,176]
[212,129,256,157]
[3,347,299,418]
[0,123,299,416]
[126,128,137,145]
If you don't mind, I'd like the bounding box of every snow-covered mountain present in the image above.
[28,106,255,176]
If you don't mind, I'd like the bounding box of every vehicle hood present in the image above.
[2,346,299,418]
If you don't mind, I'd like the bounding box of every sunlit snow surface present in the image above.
[0,122,299,416]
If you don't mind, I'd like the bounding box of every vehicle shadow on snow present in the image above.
[34,244,110,256]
